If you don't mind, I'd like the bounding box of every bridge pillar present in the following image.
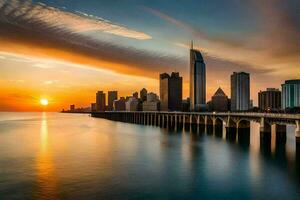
[157,114,161,127]
[214,117,223,138]
[174,115,178,131]
[260,117,271,138]
[197,115,200,133]
[295,120,300,146]
[237,120,250,147]
[206,116,214,135]
[226,117,237,141]
[275,124,286,144]
[259,118,272,155]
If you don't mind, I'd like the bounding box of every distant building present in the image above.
[96,91,106,111]
[133,92,139,99]
[143,92,160,111]
[250,99,254,110]
[140,88,148,102]
[125,97,139,111]
[91,103,97,112]
[113,97,126,111]
[282,79,300,109]
[231,72,250,111]
[182,98,190,112]
[209,87,229,112]
[108,91,118,111]
[258,88,281,112]
[70,104,75,111]
[190,41,206,111]
[160,72,182,111]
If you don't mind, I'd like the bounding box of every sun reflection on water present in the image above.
[35,112,58,200]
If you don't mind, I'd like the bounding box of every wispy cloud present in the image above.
[0,0,185,78]
[43,80,59,85]
[0,0,151,40]
[145,2,300,78]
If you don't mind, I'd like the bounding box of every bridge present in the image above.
[91,111,300,144]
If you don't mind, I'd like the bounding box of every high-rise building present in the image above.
[113,97,126,111]
[125,97,139,111]
[159,72,182,111]
[231,72,250,111]
[282,79,300,109]
[210,87,229,112]
[140,88,147,102]
[258,88,281,112]
[190,41,206,111]
[96,91,106,111]
[108,91,118,111]
[132,92,139,99]
[142,92,160,111]
[70,104,75,111]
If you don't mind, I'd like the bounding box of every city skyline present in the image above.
[0,0,299,111]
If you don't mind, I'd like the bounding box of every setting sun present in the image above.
[40,99,49,106]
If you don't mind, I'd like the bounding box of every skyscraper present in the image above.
[132,92,139,99]
[231,72,250,111]
[190,41,206,111]
[159,72,182,111]
[258,88,281,112]
[282,79,300,109]
[108,91,118,111]
[96,91,106,111]
[140,88,147,102]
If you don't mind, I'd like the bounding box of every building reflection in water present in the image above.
[35,112,58,200]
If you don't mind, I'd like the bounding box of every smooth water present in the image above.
[0,112,299,200]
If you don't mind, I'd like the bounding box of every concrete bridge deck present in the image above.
[91,111,300,144]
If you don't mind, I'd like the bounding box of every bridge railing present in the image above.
[92,111,300,120]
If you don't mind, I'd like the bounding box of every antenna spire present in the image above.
[191,40,193,49]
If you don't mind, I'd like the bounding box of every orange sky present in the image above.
[0,0,299,111]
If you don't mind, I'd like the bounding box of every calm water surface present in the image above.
[0,112,299,200]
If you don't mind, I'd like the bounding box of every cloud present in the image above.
[0,0,151,40]
[145,2,300,78]
[0,0,186,79]
[9,79,25,83]
[43,80,59,85]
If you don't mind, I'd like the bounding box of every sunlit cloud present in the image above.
[0,0,183,79]
[0,0,151,40]
[43,80,59,85]
[145,2,300,78]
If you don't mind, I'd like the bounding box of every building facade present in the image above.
[91,103,97,112]
[210,87,229,112]
[190,43,206,111]
[159,72,182,111]
[140,88,148,102]
[70,104,75,111]
[258,88,281,112]
[132,92,139,99]
[113,97,126,111]
[125,97,139,111]
[282,79,300,109]
[96,91,106,111]
[108,91,118,111]
[142,92,160,111]
[231,72,250,111]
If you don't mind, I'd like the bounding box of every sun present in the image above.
[40,98,49,106]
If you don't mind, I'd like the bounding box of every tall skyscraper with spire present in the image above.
[190,41,206,111]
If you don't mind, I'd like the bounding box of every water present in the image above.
[0,112,299,200]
